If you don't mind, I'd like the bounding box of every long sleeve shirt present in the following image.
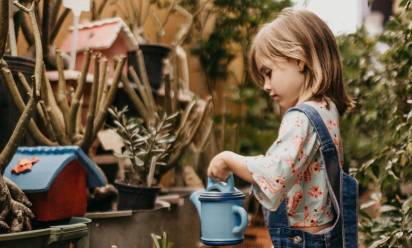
[245,99,343,227]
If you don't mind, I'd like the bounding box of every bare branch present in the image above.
[50,8,70,44]
[38,101,57,141]
[80,54,100,150]
[96,57,108,114]
[121,73,150,123]
[0,66,39,169]
[69,50,92,140]
[50,0,62,27]
[0,95,37,170]
[0,0,9,59]
[2,68,55,146]
[15,0,42,96]
[13,1,33,13]
[55,50,70,130]
[128,66,154,122]
[41,64,68,144]
[17,72,55,139]
[93,56,126,140]
[20,14,34,47]
[136,49,157,113]
[41,0,49,58]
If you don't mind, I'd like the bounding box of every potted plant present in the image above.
[106,0,198,90]
[109,106,178,210]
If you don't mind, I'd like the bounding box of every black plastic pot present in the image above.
[0,55,35,150]
[115,181,160,210]
[127,44,171,90]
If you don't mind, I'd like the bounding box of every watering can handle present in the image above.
[232,205,248,235]
[207,173,235,192]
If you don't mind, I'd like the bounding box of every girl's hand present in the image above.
[207,152,231,182]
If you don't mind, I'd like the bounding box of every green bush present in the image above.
[188,0,290,156]
[338,5,412,247]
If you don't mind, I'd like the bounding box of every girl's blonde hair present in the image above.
[249,8,354,115]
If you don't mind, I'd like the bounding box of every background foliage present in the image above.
[188,0,290,156]
[337,5,412,247]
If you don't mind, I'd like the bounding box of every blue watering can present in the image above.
[190,174,248,246]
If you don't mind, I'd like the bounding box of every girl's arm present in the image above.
[207,111,318,211]
[207,151,255,184]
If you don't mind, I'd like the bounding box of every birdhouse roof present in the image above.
[4,146,107,193]
[60,17,138,53]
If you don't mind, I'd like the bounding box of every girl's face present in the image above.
[258,57,305,114]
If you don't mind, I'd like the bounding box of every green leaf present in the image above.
[151,233,161,248]
[369,236,390,248]
[379,205,399,213]
[406,143,412,155]
[361,200,379,210]
[402,197,412,213]
[162,232,167,248]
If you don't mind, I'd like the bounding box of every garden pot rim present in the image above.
[137,43,172,50]
[0,217,90,242]
[85,200,171,219]
[114,179,161,190]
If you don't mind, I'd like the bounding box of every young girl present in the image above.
[207,8,356,248]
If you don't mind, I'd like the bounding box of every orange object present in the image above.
[11,157,39,174]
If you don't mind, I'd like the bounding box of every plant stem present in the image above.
[0,0,8,59]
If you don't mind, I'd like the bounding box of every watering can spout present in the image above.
[190,191,202,216]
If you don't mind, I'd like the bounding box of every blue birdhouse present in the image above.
[4,146,107,221]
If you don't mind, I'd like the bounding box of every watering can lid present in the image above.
[199,175,245,201]
[199,189,245,201]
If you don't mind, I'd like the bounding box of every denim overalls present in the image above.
[263,104,358,248]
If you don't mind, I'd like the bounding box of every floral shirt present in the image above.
[245,99,343,227]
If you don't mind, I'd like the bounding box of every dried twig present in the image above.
[1,67,55,147]
[93,56,126,138]
[69,50,92,140]
[17,72,52,136]
[41,64,68,144]
[121,74,150,123]
[50,8,70,44]
[96,57,108,113]
[136,49,157,113]
[0,0,8,59]
[14,0,41,97]
[0,84,38,169]
[42,64,70,141]
[55,50,70,130]
[80,55,100,150]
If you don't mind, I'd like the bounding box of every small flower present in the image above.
[309,185,323,198]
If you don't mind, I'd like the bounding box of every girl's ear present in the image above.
[297,60,305,72]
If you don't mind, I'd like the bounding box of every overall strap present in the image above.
[288,103,343,232]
